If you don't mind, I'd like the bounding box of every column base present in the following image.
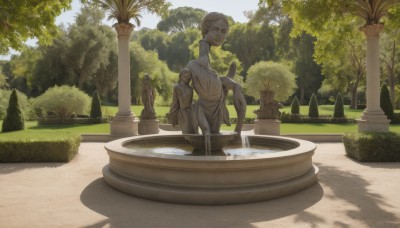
[138,119,160,135]
[357,109,390,132]
[110,115,139,137]
[254,119,280,135]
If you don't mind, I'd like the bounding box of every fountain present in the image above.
[103,12,319,205]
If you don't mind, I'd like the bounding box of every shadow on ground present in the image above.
[314,162,400,227]
[81,178,324,228]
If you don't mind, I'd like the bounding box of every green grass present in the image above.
[1,105,400,136]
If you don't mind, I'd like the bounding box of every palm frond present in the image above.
[355,0,400,25]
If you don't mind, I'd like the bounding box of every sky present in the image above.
[1,0,260,60]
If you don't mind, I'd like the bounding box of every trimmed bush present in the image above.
[34,85,91,119]
[90,90,102,119]
[0,89,33,120]
[291,96,300,115]
[2,89,24,132]
[343,132,400,162]
[308,93,319,118]
[0,132,81,162]
[333,92,345,118]
[380,83,394,121]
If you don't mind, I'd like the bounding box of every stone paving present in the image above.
[1,140,400,227]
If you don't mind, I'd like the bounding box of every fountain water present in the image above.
[102,12,319,205]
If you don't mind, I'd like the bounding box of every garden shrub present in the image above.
[308,93,319,118]
[34,85,91,119]
[0,88,32,120]
[2,89,24,132]
[333,92,345,118]
[343,132,400,162]
[0,132,81,162]
[380,83,395,121]
[90,90,102,119]
[291,96,300,115]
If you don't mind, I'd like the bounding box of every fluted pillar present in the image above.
[357,24,390,132]
[110,23,139,137]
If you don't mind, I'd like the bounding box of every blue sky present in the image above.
[1,0,260,60]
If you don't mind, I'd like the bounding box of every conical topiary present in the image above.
[380,83,394,121]
[308,93,319,118]
[90,90,102,119]
[2,89,24,132]
[333,92,345,118]
[291,96,300,115]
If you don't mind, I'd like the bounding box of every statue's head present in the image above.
[201,12,229,47]
[179,68,191,83]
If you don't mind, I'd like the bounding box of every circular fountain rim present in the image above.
[105,134,316,161]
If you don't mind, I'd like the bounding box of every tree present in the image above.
[2,89,24,132]
[291,96,300,115]
[66,5,117,89]
[140,29,169,60]
[223,22,275,77]
[380,83,395,120]
[90,90,102,118]
[0,0,73,54]
[246,61,296,101]
[333,93,345,118]
[308,93,319,118]
[157,7,206,33]
[166,29,200,71]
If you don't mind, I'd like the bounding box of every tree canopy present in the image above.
[157,7,206,33]
[0,0,73,54]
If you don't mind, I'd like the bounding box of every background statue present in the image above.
[254,90,283,119]
[140,74,156,120]
[167,68,197,134]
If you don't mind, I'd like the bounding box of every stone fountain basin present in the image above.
[103,134,318,205]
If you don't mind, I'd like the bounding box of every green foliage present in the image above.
[129,42,175,105]
[189,38,244,76]
[245,61,296,101]
[2,89,24,132]
[0,89,32,120]
[0,0,72,54]
[380,83,395,120]
[157,7,206,32]
[308,93,319,118]
[290,96,300,114]
[165,29,200,71]
[34,85,91,119]
[333,93,345,118]
[90,90,102,118]
[343,132,400,162]
[223,22,276,75]
[95,0,170,25]
[0,131,80,162]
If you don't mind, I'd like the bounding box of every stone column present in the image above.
[110,23,139,137]
[357,24,390,132]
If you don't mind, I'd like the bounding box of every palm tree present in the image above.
[355,0,400,25]
[95,0,170,26]
[95,0,170,136]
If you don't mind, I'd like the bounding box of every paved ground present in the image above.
[1,140,400,228]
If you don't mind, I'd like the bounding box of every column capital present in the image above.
[115,23,133,39]
[360,23,384,38]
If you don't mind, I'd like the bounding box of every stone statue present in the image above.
[140,74,156,120]
[184,12,246,152]
[254,90,282,119]
[167,68,197,134]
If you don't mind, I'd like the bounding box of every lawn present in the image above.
[1,105,400,136]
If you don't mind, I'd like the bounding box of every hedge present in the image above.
[0,132,81,162]
[343,132,400,162]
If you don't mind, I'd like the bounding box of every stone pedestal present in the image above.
[254,119,280,135]
[110,115,139,137]
[357,24,390,132]
[138,119,159,135]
